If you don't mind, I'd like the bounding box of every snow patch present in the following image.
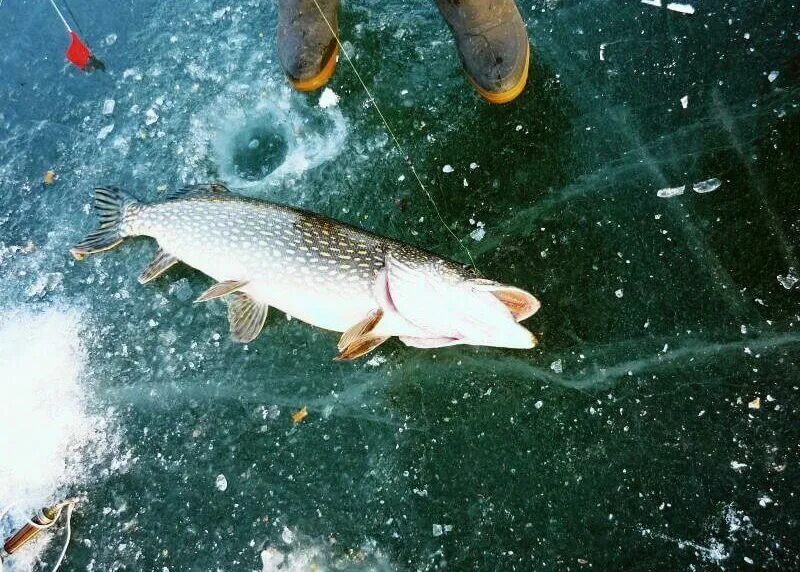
[0,307,119,571]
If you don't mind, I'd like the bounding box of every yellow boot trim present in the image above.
[289,44,340,92]
[469,43,530,105]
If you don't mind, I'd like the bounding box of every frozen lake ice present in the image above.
[0,0,798,569]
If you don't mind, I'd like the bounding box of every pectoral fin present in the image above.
[227,293,268,343]
[337,309,383,351]
[194,280,248,303]
[335,335,389,361]
[335,309,388,361]
[138,249,179,284]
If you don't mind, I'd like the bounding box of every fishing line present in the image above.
[310,0,477,269]
[59,0,85,36]
[49,503,73,572]
[47,0,72,33]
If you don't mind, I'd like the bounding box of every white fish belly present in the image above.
[243,277,377,333]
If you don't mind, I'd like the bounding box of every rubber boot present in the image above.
[435,0,530,104]
[277,0,340,91]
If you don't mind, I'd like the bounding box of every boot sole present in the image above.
[289,43,340,92]
[468,42,530,105]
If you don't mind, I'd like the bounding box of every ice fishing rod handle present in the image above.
[2,506,58,556]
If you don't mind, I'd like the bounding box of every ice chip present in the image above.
[122,68,142,81]
[469,227,486,241]
[318,87,339,109]
[777,267,798,290]
[97,124,114,141]
[112,136,129,154]
[215,473,228,491]
[666,2,695,14]
[680,95,689,109]
[168,278,193,302]
[432,524,443,537]
[212,6,230,20]
[281,526,295,544]
[656,185,685,198]
[550,359,563,374]
[105,33,117,46]
[442,164,454,173]
[102,99,116,115]
[261,547,285,571]
[145,108,159,126]
[615,288,624,298]
[767,71,779,83]
[692,177,722,193]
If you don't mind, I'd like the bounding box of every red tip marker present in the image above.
[65,31,91,70]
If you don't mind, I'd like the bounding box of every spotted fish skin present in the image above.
[72,184,541,358]
[131,192,467,331]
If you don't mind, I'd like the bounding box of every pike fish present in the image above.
[71,184,541,360]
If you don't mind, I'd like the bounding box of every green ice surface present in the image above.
[0,0,798,570]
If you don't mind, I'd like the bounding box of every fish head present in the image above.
[380,254,541,349]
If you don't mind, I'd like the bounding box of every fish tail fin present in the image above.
[70,186,140,260]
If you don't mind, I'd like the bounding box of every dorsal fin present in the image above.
[166,183,230,200]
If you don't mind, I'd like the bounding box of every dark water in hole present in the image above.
[232,125,288,181]
[0,0,798,570]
